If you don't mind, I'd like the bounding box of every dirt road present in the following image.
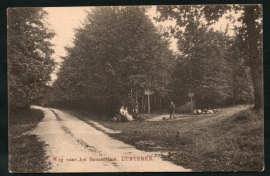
[29,105,191,172]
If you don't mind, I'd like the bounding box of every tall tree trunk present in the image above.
[159,96,162,108]
[148,94,150,114]
[142,95,144,113]
[144,96,147,112]
[135,90,138,104]
[244,5,263,110]
[155,95,157,110]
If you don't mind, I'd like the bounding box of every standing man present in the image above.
[169,101,175,119]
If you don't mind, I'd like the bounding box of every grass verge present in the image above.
[71,106,264,172]
[8,108,50,173]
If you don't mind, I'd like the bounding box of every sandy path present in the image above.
[30,105,191,172]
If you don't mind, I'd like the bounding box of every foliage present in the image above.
[170,20,254,108]
[171,22,234,107]
[156,5,262,109]
[51,7,174,114]
[226,28,255,105]
[8,8,55,110]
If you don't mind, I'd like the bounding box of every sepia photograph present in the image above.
[7,5,263,172]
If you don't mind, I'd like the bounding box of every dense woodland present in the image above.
[8,5,263,116]
[8,8,55,112]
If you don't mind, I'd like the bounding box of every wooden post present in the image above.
[144,96,147,112]
[148,94,150,114]
[188,92,195,113]
[190,96,193,113]
[155,95,157,110]
[142,95,144,113]
[135,90,138,104]
[159,96,161,108]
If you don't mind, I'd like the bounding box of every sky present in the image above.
[45,7,92,62]
[44,6,178,62]
[44,6,242,81]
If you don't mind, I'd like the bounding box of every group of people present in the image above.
[112,101,175,122]
[119,104,145,122]
[120,106,133,121]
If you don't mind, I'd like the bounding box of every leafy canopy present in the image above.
[8,8,55,109]
[51,6,174,112]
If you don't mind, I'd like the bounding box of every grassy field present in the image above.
[72,106,264,172]
[8,108,49,173]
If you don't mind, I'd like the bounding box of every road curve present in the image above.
[30,105,191,172]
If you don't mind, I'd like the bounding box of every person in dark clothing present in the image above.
[132,104,145,121]
[169,101,175,119]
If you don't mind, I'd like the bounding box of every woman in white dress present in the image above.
[124,107,133,121]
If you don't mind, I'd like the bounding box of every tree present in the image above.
[51,7,174,115]
[226,27,255,105]
[8,8,55,110]
[171,21,235,108]
[156,5,263,109]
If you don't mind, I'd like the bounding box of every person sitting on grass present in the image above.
[124,107,133,121]
[120,106,127,122]
[132,104,145,121]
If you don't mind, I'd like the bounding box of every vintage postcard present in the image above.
[8,5,263,172]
